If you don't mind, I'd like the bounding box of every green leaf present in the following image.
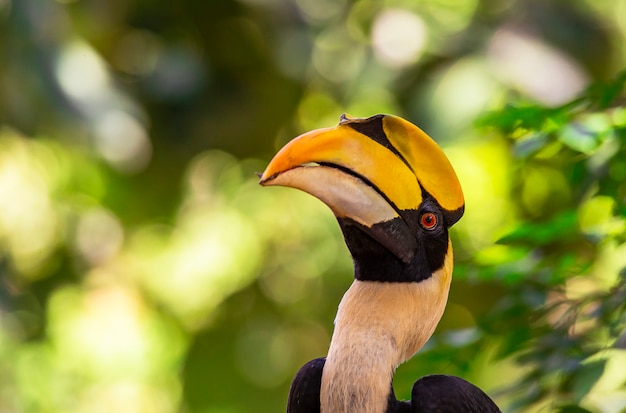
[585,69,626,109]
[475,104,556,134]
[571,359,606,403]
[559,123,600,154]
[556,405,596,413]
[513,132,550,158]
[498,211,579,246]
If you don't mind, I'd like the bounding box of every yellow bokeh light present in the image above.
[446,136,516,253]
[48,279,154,376]
[129,208,261,330]
[430,58,499,130]
[312,25,367,82]
[75,207,124,265]
[372,9,427,68]
[94,110,152,173]
[8,270,187,413]
[0,131,62,278]
[293,0,346,23]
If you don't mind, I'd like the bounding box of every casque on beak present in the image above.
[259,114,464,264]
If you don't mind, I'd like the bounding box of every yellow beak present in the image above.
[260,114,464,263]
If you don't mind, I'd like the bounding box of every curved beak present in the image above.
[259,114,464,263]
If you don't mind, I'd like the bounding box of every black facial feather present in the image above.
[338,190,453,283]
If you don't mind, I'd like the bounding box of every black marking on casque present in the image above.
[343,115,414,174]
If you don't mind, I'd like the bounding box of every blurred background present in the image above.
[1,0,625,412]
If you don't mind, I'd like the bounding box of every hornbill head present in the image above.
[259,114,464,283]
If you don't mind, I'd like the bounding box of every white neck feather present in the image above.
[320,242,453,413]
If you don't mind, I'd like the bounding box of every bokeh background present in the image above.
[1,0,626,412]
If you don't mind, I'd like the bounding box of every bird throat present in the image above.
[320,244,453,413]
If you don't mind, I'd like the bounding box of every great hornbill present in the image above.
[259,114,501,413]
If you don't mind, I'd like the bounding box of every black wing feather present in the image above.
[286,360,500,413]
[287,357,325,413]
[411,375,501,413]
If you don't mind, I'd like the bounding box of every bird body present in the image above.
[261,114,501,413]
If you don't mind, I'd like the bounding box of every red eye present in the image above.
[420,212,437,230]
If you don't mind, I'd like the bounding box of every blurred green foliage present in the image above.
[0,0,625,412]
